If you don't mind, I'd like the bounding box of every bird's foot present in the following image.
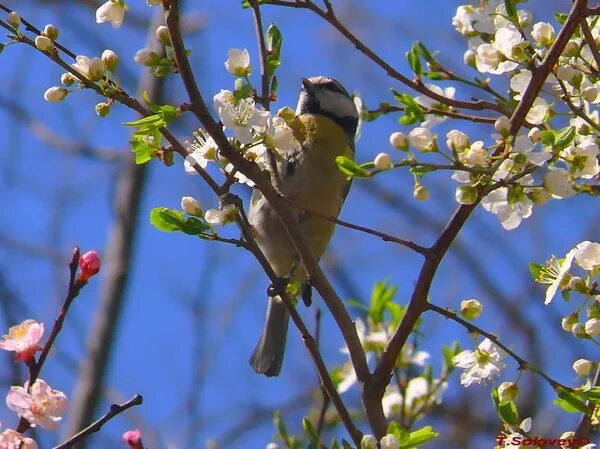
[267,277,289,297]
[301,282,312,307]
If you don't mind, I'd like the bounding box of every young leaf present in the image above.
[555,388,589,414]
[554,126,576,150]
[335,156,370,178]
[492,388,519,425]
[401,426,439,448]
[150,208,187,232]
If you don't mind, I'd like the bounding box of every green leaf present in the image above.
[528,262,543,280]
[330,439,340,449]
[369,281,398,324]
[346,299,369,312]
[582,386,600,403]
[407,43,422,77]
[130,139,153,165]
[273,410,289,441]
[492,388,519,425]
[267,23,283,59]
[385,301,405,327]
[503,0,517,20]
[554,12,568,25]
[410,165,436,178]
[539,130,556,146]
[416,42,435,64]
[401,426,439,448]
[241,0,250,7]
[150,208,186,232]
[335,156,370,178]
[555,388,589,414]
[387,421,409,443]
[442,342,461,374]
[425,72,446,80]
[302,418,320,445]
[554,126,576,150]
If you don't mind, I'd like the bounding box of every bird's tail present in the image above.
[249,298,290,377]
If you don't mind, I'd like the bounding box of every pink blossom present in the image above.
[6,379,67,430]
[0,428,38,449]
[0,320,44,362]
[122,429,143,449]
[78,250,101,282]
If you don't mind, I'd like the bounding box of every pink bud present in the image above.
[122,430,143,449]
[78,251,101,282]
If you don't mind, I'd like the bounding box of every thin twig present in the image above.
[281,196,429,255]
[261,0,510,115]
[368,104,498,124]
[427,303,571,391]
[53,395,143,449]
[249,0,271,110]
[16,248,83,433]
[580,18,600,70]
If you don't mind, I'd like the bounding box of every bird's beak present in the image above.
[301,77,313,92]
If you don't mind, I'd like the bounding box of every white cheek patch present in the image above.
[315,89,358,118]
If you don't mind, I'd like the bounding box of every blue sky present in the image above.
[0,1,597,448]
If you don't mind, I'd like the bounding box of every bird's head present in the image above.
[295,76,359,142]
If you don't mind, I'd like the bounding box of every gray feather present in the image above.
[249,299,290,377]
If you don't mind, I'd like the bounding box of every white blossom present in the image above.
[213,90,269,144]
[453,338,506,387]
[481,187,533,230]
[531,22,555,46]
[544,168,576,198]
[224,48,252,77]
[96,0,125,28]
[408,127,437,152]
[574,241,600,270]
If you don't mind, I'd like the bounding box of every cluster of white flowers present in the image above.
[336,317,446,423]
[533,241,600,350]
[452,338,506,387]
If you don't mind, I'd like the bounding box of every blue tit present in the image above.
[248,76,359,377]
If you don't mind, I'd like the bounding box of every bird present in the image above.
[248,76,359,376]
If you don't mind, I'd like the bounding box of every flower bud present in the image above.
[7,11,21,28]
[266,444,280,449]
[43,86,68,103]
[134,48,160,66]
[156,25,171,45]
[561,313,578,332]
[35,35,53,52]
[446,129,469,152]
[361,435,377,449]
[571,322,588,338]
[43,24,59,41]
[455,185,478,205]
[588,301,600,320]
[528,127,541,143]
[122,429,143,449]
[460,299,483,320]
[582,86,598,102]
[78,250,101,282]
[531,22,555,47]
[563,41,580,58]
[374,152,392,170]
[61,72,76,86]
[556,65,577,82]
[380,434,399,449]
[584,318,600,337]
[101,49,119,72]
[413,183,429,201]
[494,116,510,135]
[572,358,593,376]
[276,106,296,124]
[389,132,408,150]
[181,196,202,216]
[408,127,437,152]
[497,382,519,403]
[95,102,110,117]
[463,49,476,68]
[568,276,587,293]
